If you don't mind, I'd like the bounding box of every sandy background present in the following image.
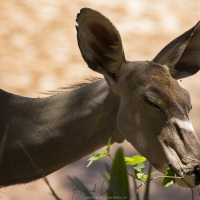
[1,0,200,199]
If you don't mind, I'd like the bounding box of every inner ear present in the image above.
[153,21,200,79]
[76,8,125,82]
[86,21,121,79]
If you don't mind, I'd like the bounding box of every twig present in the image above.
[127,172,182,193]
[136,176,182,193]
[43,177,62,200]
[191,188,194,200]
[197,187,200,197]
[18,141,62,200]
[107,153,114,159]
[127,172,146,182]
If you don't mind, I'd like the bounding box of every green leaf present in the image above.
[134,163,156,180]
[88,152,107,161]
[142,174,149,180]
[134,163,145,173]
[134,163,146,180]
[87,152,107,167]
[124,155,146,166]
[162,167,176,187]
[108,148,130,199]
[106,173,111,180]
[106,138,112,154]
[142,172,157,180]
[136,172,145,179]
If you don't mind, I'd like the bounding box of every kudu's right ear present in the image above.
[76,8,125,82]
[153,21,200,79]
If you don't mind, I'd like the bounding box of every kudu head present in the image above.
[76,8,200,187]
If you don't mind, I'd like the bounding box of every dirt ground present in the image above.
[1,1,200,200]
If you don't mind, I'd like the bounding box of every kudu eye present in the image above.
[144,96,161,111]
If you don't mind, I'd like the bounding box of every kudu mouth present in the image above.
[158,118,200,187]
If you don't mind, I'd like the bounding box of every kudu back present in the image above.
[1,8,200,188]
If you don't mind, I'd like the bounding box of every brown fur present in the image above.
[0,8,200,187]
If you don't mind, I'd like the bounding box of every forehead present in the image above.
[130,61,191,117]
[129,61,174,87]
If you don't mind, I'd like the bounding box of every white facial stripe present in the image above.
[170,117,194,132]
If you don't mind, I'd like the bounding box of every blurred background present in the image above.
[1,0,200,199]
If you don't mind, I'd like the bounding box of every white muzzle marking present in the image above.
[170,117,194,132]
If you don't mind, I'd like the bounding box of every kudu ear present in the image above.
[153,21,200,79]
[76,8,125,81]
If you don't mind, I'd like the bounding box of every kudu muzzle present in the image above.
[159,118,200,187]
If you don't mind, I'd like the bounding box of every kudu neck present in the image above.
[0,79,123,185]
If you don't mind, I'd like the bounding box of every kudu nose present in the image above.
[194,167,200,186]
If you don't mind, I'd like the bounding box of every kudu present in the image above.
[0,8,200,188]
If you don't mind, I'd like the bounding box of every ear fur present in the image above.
[76,8,125,81]
[153,21,200,79]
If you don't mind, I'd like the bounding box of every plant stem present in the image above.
[43,177,62,200]
[127,174,182,193]
[191,188,194,200]
[18,141,62,200]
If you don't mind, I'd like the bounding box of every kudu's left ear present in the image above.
[76,8,125,81]
[153,21,200,79]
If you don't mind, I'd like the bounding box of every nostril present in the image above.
[194,167,200,186]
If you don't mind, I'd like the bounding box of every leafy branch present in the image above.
[87,137,113,167]
[86,137,182,191]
